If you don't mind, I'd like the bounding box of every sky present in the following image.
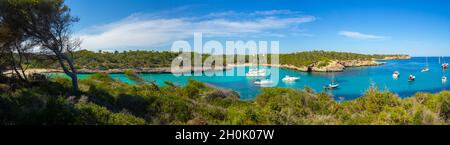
[65,0,450,56]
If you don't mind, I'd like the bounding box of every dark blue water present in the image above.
[77,57,450,100]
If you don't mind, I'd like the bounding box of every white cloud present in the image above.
[338,31,385,40]
[77,9,315,50]
[252,10,301,15]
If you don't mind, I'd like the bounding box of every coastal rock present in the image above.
[338,60,386,67]
[381,55,411,60]
[310,61,345,72]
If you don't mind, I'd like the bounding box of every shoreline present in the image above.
[227,60,386,72]
[3,56,410,75]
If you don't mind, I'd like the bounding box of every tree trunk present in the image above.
[69,73,79,97]
[54,50,80,97]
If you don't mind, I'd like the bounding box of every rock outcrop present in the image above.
[380,55,411,60]
[310,61,346,72]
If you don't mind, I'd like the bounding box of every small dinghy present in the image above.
[282,75,300,82]
[408,74,416,82]
[254,79,273,85]
[392,71,400,79]
[443,76,447,83]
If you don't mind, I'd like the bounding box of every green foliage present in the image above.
[1,74,449,125]
[275,50,405,68]
[75,102,145,125]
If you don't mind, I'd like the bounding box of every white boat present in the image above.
[282,75,300,82]
[246,69,268,77]
[324,83,339,89]
[254,79,273,85]
[421,57,430,72]
[408,75,416,81]
[443,76,447,83]
[443,63,449,70]
[392,71,400,79]
[324,72,339,89]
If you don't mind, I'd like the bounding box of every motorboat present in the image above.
[392,71,400,79]
[443,63,449,70]
[246,69,268,77]
[254,79,273,85]
[282,75,300,82]
[443,76,447,83]
[408,74,416,82]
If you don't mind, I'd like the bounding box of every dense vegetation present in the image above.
[277,51,406,67]
[1,74,448,125]
[23,50,406,70]
[3,0,445,125]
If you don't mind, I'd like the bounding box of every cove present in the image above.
[75,57,450,101]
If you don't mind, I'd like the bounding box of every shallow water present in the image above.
[74,57,450,100]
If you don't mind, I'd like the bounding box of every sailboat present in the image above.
[421,57,430,72]
[324,72,339,89]
[442,56,449,70]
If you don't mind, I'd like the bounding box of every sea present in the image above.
[75,57,450,100]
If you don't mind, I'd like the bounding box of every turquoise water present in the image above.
[75,57,450,100]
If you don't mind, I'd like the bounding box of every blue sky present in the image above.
[66,0,450,56]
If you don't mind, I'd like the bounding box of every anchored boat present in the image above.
[443,63,449,70]
[246,69,268,77]
[393,71,400,79]
[324,72,339,89]
[421,57,430,72]
[408,74,416,82]
[254,79,273,85]
[282,75,300,82]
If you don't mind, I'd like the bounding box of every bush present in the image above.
[74,103,145,125]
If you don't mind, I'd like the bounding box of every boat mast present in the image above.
[331,72,335,85]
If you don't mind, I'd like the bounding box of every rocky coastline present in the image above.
[229,55,409,72]
[3,55,410,75]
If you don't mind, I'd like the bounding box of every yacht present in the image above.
[392,71,400,79]
[246,69,268,77]
[282,75,300,82]
[254,79,273,85]
[443,63,449,70]
[324,72,339,89]
[421,57,430,72]
[408,74,416,82]
[324,83,339,90]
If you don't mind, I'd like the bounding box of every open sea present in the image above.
[75,57,450,100]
